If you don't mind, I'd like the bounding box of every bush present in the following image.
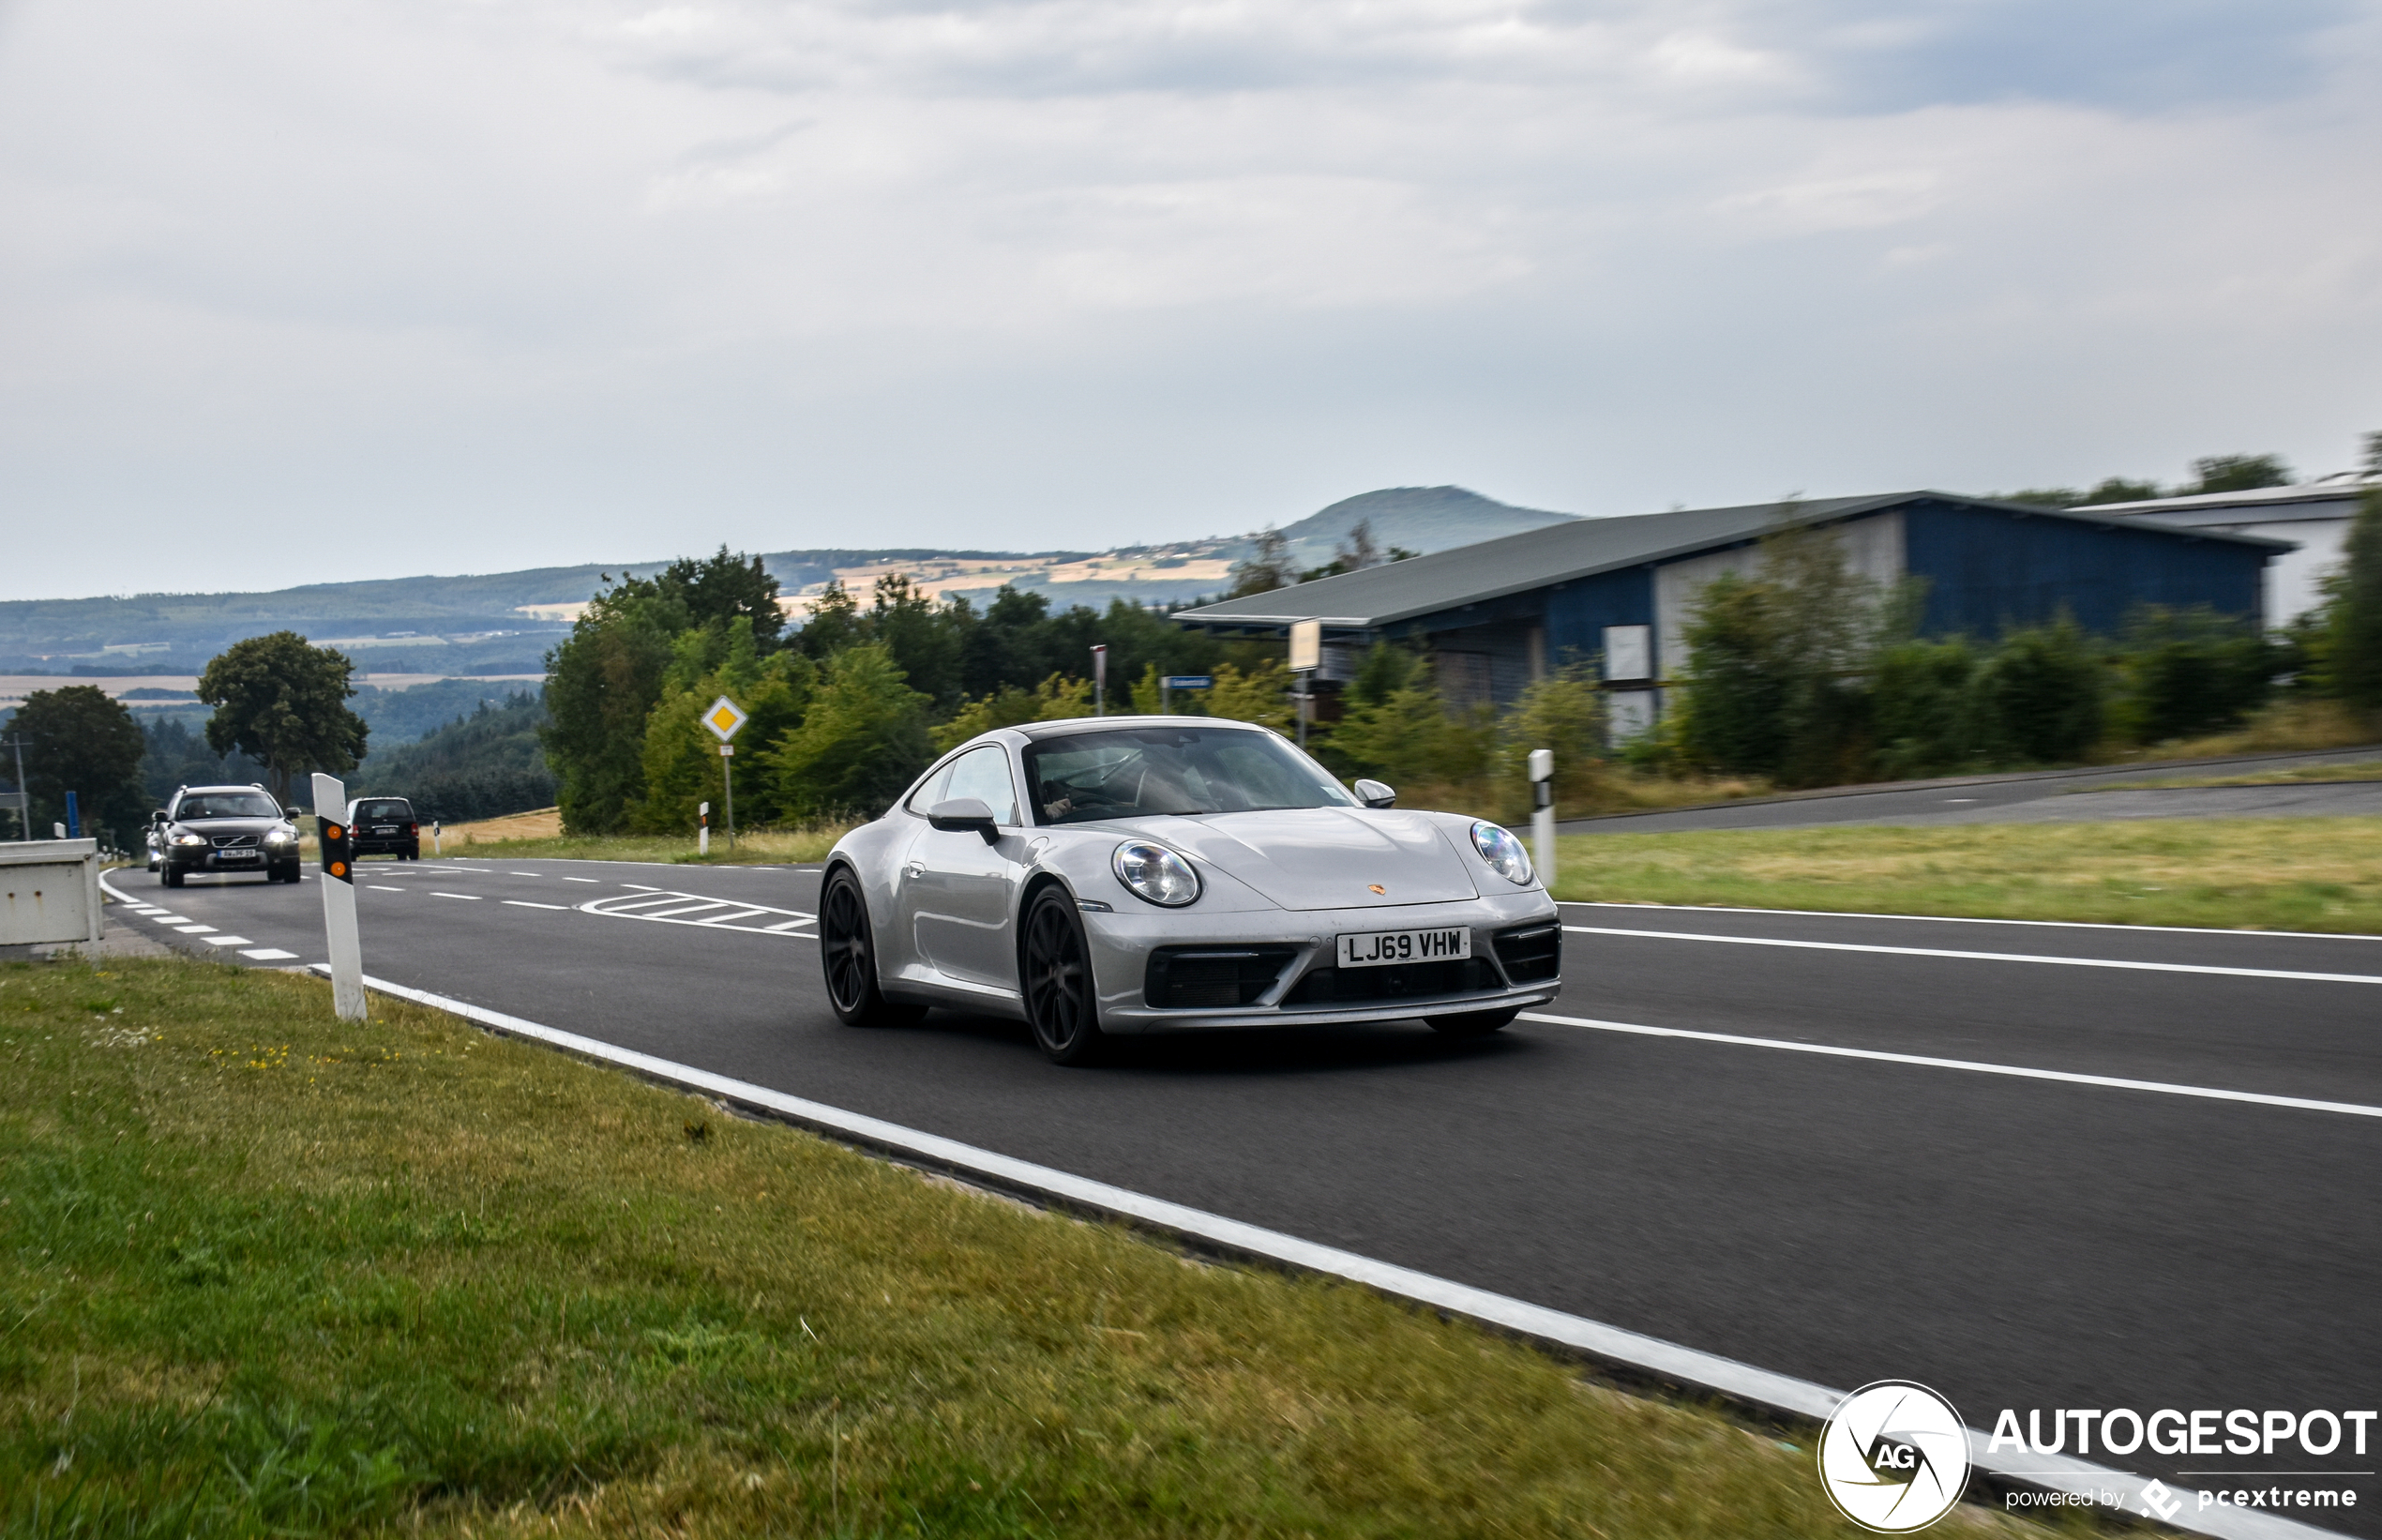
[1975,617,2105,763]
[2114,605,2276,745]
[1870,636,1985,779]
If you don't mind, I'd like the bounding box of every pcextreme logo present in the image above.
[1817,1381,1972,1532]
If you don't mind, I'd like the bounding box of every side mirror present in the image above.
[1352,779,1396,809]
[927,797,1002,844]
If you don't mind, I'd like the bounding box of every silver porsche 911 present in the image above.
[818,716,1562,1064]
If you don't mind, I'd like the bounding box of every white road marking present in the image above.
[509,871,541,876]
[578,889,815,936]
[1562,925,2382,986]
[430,892,482,900]
[202,935,254,947]
[1560,899,2382,943]
[318,967,2317,1540]
[171,924,215,933]
[1519,1011,2382,1120]
[503,899,568,910]
[367,884,408,892]
[563,877,598,883]
[620,883,663,891]
[240,947,298,960]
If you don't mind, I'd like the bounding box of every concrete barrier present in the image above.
[0,839,104,947]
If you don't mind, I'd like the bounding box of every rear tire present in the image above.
[1425,1006,1518,1037]
[819,868,925,1027]
[1022,887,1105,1065]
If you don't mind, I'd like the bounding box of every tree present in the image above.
[2075,477,2164,506]
[2325,488,2382,711]
[1498,661,1607,808]
[10,686,147,844]
[659,546,787,650]
[935,672,1092,751]
[762,644,933,819]
[1229,528,1293,597]
[1202,659,1296,735]
[2189,454,2293,495]
[1334,518,1381,571]
[196,632,369,803]
[634,617,817,833]
[541,575,685,833]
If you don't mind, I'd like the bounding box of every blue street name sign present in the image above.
[1162,675,1214,689]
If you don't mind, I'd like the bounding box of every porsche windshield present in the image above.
[1023,727,1355,825]
[174,793,280,821]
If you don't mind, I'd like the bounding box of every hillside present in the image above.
[0,487,1577,673]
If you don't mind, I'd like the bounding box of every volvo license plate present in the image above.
[1335,927,1470,968]
[217,850,259,861]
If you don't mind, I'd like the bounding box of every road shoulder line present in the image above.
[1561,925,2382,985]
[318,967,2323,1540]
[1560,900,2382,943]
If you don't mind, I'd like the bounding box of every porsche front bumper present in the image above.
[1082,890,1560,1034]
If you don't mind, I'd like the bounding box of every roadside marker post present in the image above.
[1092,645,1108,716]
[1528,748,1556,888]
[1159,673,1213,714]
[698,800,710,857]
[431,821,441,855]
[310,772,367,1021]
[1288,620,1321,749]
[701,697,749,850]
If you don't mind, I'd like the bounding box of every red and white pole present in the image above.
[311,771,367,1020]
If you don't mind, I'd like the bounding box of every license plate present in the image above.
[1335,927,1470,969]
[373,826,398,834]
[217,850,259,861]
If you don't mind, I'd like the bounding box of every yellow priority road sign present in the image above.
[702,695,749,743]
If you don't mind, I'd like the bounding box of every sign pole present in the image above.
[310,772,367,1021]
[720,746,735,850]
[1092,645,1108,716]
[1287,620,1321,749]
[1528,748,1556,888]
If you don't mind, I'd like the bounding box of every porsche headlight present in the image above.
[1470,820,1534,886]
[173,831,207,847]
[1112,840,1201,907]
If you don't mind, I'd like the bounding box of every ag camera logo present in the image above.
[1818,1381,1972,1532]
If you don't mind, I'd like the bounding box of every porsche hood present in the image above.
[1116,808,1482,911]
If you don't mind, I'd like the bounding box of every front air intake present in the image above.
[1144,946,1299,1009]
[1493,923,1561,984]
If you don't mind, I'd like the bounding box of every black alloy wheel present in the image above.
[1425,1006,1519,1037]
[819,868,924,1027]
[1022,887,1104,1065]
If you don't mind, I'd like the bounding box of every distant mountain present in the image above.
[0,494,1574,674]
[1271,487,1577,567]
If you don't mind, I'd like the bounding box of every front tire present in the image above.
[1425,1006,1518,1037]
[819,868,925,1027]
[160,867,184,888]
[1021,887,1105,1065]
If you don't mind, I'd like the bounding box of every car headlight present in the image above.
[173,832,207,847]
[264,829,294,845]
[1470,820,1534,886]
[1112,839,1201,907]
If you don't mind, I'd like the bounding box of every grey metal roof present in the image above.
[1172,491,2292,631]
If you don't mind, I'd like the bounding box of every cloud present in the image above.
[0,0,2378,599]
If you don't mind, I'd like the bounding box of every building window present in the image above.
[1603,625,1652,682]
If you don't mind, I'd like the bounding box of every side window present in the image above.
[904,759,957,816]
[941,746,1019,826]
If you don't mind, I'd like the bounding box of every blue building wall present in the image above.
[1542,567,1656,668]
[1902,500,2267,637]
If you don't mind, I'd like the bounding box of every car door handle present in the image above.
[904,860,925,878]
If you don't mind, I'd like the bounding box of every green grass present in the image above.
[1553,816,2382,932]
[2071,760,2382,793]
[0,956,2066,1539]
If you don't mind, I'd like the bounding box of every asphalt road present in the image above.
[107,857,2382,1532]
[1566,746,2382,834]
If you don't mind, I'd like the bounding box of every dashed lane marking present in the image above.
[503,900,568,910]
[367,884,408,892]
[1519,1011,2382,1120]
[240,948,298,961]
[1562,925,2382,986]
[202,936,254,947]
[430,892,483,901]
[563,877,598,883]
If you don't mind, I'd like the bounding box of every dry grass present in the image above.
[0,956,2080,1538]
[422,809,854,866]
[2077,760,2382,793]
[2139,697,2381,761]
[1554,816,2382,932]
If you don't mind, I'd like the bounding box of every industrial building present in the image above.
[2086,472,2378,627]
[1172,491,2290,732]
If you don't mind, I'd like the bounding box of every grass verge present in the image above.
[1554,816,2382,932]
[420,808,852,866]
[0,956,2055,1538]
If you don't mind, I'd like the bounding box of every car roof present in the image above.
[174,784,274,798]
[1011,714,1271,743]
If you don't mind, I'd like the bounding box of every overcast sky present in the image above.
[3,0,2378,602]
